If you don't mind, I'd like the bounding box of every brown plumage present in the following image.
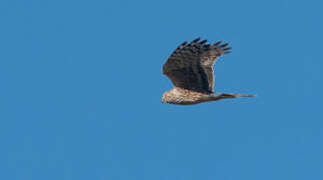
[162,37,255,105]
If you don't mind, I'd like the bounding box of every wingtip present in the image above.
[213,41,222,47]
[224,51,232,54]
[181,40,188,45]
[192,37,201,43]
[220,43,229,47]
[223,47,232,51]
[199,39,207,44]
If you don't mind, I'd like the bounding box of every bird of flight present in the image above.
[162,37,255,105]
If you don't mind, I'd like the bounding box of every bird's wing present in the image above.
[163,38,231,93]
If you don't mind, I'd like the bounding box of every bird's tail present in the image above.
[231,93,256,98]
[214,93,256,99]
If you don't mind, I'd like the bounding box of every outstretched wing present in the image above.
[163,38,231,93]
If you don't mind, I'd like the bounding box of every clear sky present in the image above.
[1,0,323,179]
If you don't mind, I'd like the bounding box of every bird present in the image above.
[161,37,255,105]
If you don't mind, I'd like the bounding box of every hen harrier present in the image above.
[162,37,255,105]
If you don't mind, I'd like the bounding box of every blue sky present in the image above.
[1,0,323,179]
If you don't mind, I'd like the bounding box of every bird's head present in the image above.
[161,89,184,104]
[161,91,171,103]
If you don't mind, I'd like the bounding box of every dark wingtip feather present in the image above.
[181,40,188,46]
[175,41,188,51]
[192,37,201,43]
[220,43,229,47]
[223,47,232,51]
[199,40,207,44]
[213,41,222,47]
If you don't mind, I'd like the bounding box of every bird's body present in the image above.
[162,87,213,105]
[162,87,254,105]
[162,38,255,105]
